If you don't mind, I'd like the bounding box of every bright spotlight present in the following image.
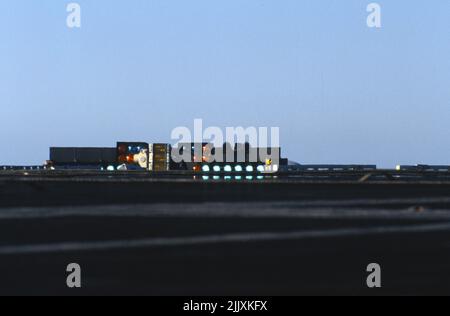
[202,165,210,172]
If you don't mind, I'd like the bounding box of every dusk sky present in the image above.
[1,0,449,167]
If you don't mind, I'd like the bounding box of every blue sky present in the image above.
[1,0,449,167]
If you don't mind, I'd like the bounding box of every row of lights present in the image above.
[1,166,43,170]
[201,165,266,173]
[202,175,266,181]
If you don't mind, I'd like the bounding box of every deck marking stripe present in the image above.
[1,222,450,255]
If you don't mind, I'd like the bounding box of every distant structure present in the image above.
[48,142,287,173]
[1,142,449,175]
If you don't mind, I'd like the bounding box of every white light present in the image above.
[257,165,265,172]
[246,165,254,172]
[202,165,210,172]
[202,176,209,180]
[213,165,221,172]
[246,176,254,180]
[235,165,243,172]
[224,176,232,180]
[224,165,232,172]
[107,166,115,171]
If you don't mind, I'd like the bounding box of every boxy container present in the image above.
[150,143,171,171]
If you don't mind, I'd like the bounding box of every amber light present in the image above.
[118,154,135,163]
[193,165,201,172]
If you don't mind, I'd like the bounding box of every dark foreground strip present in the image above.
[1,222,450,255]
